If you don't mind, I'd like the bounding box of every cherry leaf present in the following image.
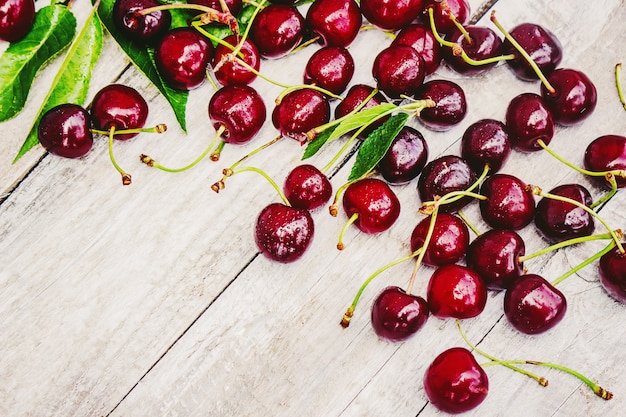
[347,113,409,181]
[302,125,337,160]
[0,5,77,122]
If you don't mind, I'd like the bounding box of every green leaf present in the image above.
[328,103,397,143]
[347,113,410,182]
[0,5,77,122]
[14,2,103,162]
[302,125,337,160]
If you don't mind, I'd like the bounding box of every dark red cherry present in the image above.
[38,104,93,159]
[424,347,489,414]
[250,4,305,58]
[415,79,467,131]
[113,0,171,44]
[479,173,535,230]
[427,264,487,319]
[360,0,423,31]
[460,118,511,174]
[0,0,35,42]
[584,135,626,189]
[255,202,315,263]
[342,178,401,234]
[410,213,470,267]
[534,183,595,243]
[502,22,563,81]
[371,286,429,342]
[541,68,597,126]
[211,35,261,86]
[283,164,332,210]
[442,25,503,75]
[208,85,267,144]
[505,92,554,152]
[334,84,389,138]
[154,27,213,90]
[417,155,477,213]
[304,46,355,95]
[391,22,442,75]
[423,0,471,36]
[90,84,149,141]
[272,89,331,144]
[305,0,362,47]
[372,44,426,100]
[466,229,525,290]
[504,274,567,334]
[377,126,428,184]
[599,246,626,304]
[189,0,243,15]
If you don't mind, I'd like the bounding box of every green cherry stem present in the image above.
[518,232,616,263]
[457,209,481,236]
[220,166,290,205]
[210,140,227,162]
[406,204,440,295]
[328,178,358,217]
[336,213,359,251]
[419,164,490,214]
[616,63,626,111]
[139,3,238,33]
[108,126,132,186]
[551,240,618,286]
[91,124,167,137]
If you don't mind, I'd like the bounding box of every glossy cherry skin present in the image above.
[391,23,442,75]
[342,178,401,234]
[479,173,535,230]
[154,27,213,90]
[599,246,626,304]
[90,84,149,141]
[534,183,595,243]
[272,89,331,144]
[417,155,477,213]
[250,4,305,58]
[504,274,567,334]
[0,0,35,42]
[305,0,362,47]
[38,104,94,159]
[423,0,471,36]
[255,203,315,263]
[410,213,470,267]
[190,0,243,15]
[424,347,489,414]
[416,79,467,131]
[461,118,511,175]
[208,85,267,144]
[304,46,355,95]
[334,84,389,138]
[360,0,423,31]
[211,35,260,86]
[372,44,426,99]
[283,164,332,210]
[505,92,554,152]
[502,23,563,81]
[466,229,525,290]
[113,0,171,44]
[541,68,597,126]
[371,286,429,342]
[583,135,626,189]
[377,126,428,184]
[427,264,488,319]
[442,25,503,75]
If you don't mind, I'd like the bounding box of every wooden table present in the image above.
[1,0,625,415]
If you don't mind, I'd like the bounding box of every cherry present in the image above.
[360,0,423,31]
[460,118,511,175]
[211,35,261,86]
[37,104,94,159]
[427,264,488,319]
[417,155,477,213]
[372,44,426,100]
[305,0,362,47]
[112,0,171,44]
[377,126,428,185]
[599,246,626,304]
[272,89,331,144]
[342,178,401,234]
[255,202,315,263]
[90,84,149,141]
[334,84,389,138]
[370,286,429,342]
[442,25,504,76]
[208,84,267,144]
[154,27,213,90]
[423,347,489,414]
[391,22,442,75]
[415,79,467,131]
[534,183,595,243]
[583,134,626,189]
[505,92,554,152]
[303,46,355,95]
[249,4,305,59]
[410,213,470,267]
[423,0,471,36]
[283,164,332,210]
[503,274,567,334]
[540,68,597,126]
[466,229,525,290]
[189,0,242,15]
[479,173,536,230]
[0,0,35,42]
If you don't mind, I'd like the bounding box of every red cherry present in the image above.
[37,104,94,159]
[423,0,471,35]
[208,84,267,144]
[415,79,467,131]
[283,164,332,210]
[189,0,243,15]
[410,213,470,267]
[479,173,536,230]
[0,0,35,42]
[112,0,171,44]
[211,35,261,86]
[303,46,355,95]
[599,246,626,304]
[372,44,426,99]
[427,264,488,319]
[583,134,626,189]
[250,4,305,58]
[272,89,331,144]
[442,25,503,75]
[417,155,477,213]
[541,68,597,126]
[391,22,442,75]
[502,22,563,81]
[377,126,428,185]
[305,0,362,47]
[466,229,525,290]
[342,178,401,234]
[460,118,511,174]
[90,84,149,141]
[360,0,424,31]
[370,286,429,342]
[505,92,554,152]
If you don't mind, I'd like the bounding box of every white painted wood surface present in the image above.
[1,0,626,416]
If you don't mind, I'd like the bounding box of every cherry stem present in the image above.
[229,0,266,58]
[210,140,226,161]
[108,127,131,186]
[340,248,422,328]
[406,205,440,295]
[222,166,290,205]
[519,232,615,263]
[551,240,618,286]
[489,11,556,94]
[615,63,626,111]
[328,179,357,217]
[276,84,344,104]
[139,4,238,33]
[457,209,481,236]
[192,22,246,61]
[91,124,167,136]
[337,213,359,251]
